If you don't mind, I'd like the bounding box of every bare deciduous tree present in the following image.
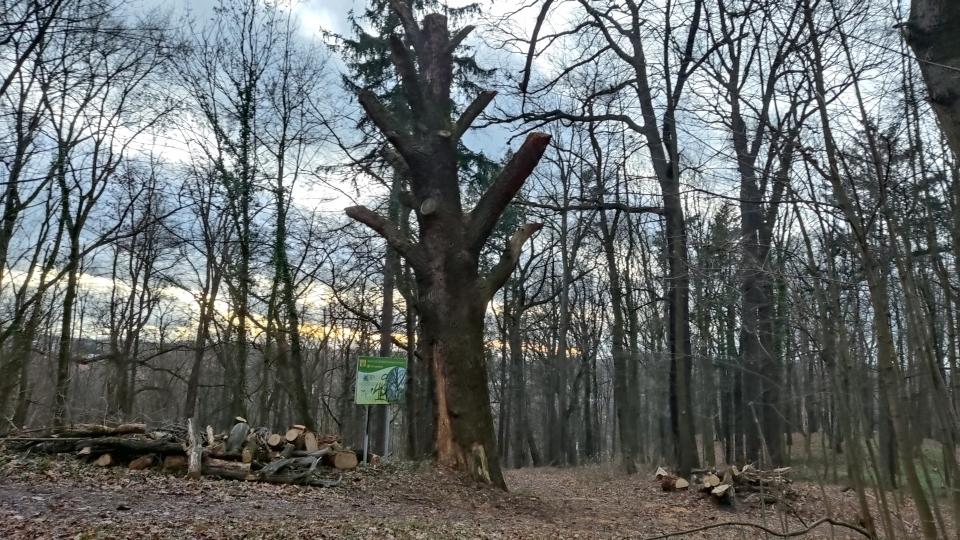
[345,2,549,487]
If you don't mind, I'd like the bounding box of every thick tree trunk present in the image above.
[878,379,898,489]
[740,268,782,465]
[3,330,32,423]
[906,0,960,158]
[405,306,433,459]
[507,297,527,468]
[53,239,80,427]
[544,365,559,464]
[276,213,315,431]
[230,330,248,420]
[12,353,31,427]
[695,293,716,467]
[663,188,698,476]
[582,352,595,460]
[599,210,636,474]
[420,277,505,488]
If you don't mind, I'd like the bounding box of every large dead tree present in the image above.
[904,0,960,158]
[344,2,549,488]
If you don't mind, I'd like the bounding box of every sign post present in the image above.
[355,356,407,463]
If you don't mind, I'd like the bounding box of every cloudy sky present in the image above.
[148,0,527,40]
[45,1,547,339]
[124,0,545,210]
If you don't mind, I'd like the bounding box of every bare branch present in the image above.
[344,205,425,271]
[381,146,411,179]
[388,35,425,115]
[519,0,555,94]
[480,222,543,301]
[357,91,414,158]
[513,109,645,136]
[467,132,551,253]
[515,199,664,215]
[640,517,871,540]
[446,24,475,54]
[454,90,496,140]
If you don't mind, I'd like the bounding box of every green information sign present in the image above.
[355,356,407,405]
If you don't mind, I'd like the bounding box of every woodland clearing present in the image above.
[0,452,913,539]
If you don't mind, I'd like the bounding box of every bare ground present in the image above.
[0,452,911,539]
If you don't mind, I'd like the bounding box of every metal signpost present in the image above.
[354,356,407,464]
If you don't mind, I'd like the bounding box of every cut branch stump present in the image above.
[187,418,202,480]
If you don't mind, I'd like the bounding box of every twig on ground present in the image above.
[641,517,873,539]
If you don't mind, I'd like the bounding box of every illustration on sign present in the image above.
[355,356,407,405]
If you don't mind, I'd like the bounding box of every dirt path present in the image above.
[0,454,881,538]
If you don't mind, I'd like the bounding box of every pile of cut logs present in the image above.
[1,418,358,487]
[656,464,795,505]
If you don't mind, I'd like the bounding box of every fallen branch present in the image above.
[261,472,342,487]
[202,462,255,481]
[640,517,873,540]
[73,437,184,457]
[48,423,146,438]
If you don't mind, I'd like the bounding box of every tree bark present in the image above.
[53,237,80,427]
[420,271,504,486]
[905,0,960,158]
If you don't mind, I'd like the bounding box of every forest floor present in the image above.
[0,450,921,539]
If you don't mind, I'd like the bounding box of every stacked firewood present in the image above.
[1,418,358,487]
[656,464,796,505]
